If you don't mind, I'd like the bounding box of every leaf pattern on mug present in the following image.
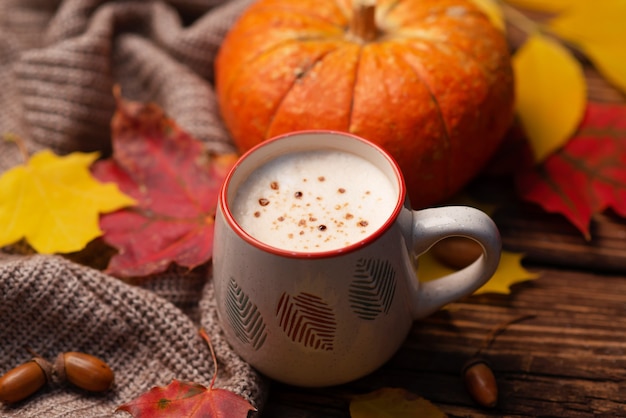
[349,258,397,320]
[225,278,267,350]
[276,292,336,351]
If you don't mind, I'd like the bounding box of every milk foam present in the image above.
[231,150,397,252]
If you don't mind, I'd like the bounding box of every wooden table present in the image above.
[261,203,626,417]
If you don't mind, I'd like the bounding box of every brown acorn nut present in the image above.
[55,352,114,392]
[0,357,52,404]
[431,237,483,269]
[462,357,498,408]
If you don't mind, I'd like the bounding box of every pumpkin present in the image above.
[215,0,514,207]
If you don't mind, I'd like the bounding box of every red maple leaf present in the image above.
[515,102,626,239]
[92,87,237,277]
[117,330,256,417]
[116,381,255,417]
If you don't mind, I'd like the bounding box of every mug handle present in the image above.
[408,206,502,319]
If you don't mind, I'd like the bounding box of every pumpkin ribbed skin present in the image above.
[215,0,514,207]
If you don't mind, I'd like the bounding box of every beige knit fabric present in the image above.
[0,0,268,416]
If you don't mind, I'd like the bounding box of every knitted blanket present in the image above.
[0,0,267,416]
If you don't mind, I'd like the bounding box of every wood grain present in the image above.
[496,204,626,272]
[262,266,626,417]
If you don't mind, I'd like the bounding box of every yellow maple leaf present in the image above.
[469,0,505,30]
[548,0,626,93]
[419,250,539,296]
[350,388,447,418]
[0,150,135,254]
[512,33,586,162]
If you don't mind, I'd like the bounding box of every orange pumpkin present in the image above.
[215,0,514,207]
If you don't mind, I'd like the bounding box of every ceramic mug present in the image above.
[213,130,501,387]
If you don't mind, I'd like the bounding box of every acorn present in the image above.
[0,357,52,404]
[462,357,498,408]
[54,352,114,392]
[431,236,483,269]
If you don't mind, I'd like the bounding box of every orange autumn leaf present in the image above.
[0,149,134,254]
[92,89,237,278]
[350,388,447,418]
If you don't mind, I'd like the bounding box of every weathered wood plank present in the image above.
[495,204,626,272]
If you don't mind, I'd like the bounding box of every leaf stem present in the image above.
[500,0,594,74]
[24,346,42,358]
[199,328,218,390]
[499,2,542,36]
[3,133,30,163]
[475,314,536,356]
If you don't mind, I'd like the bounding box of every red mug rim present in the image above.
[219,130,406,259]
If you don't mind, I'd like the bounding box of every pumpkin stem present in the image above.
[349,0,378,43]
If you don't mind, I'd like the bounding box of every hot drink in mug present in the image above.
[231,149,397,253]
[213,130,501,387]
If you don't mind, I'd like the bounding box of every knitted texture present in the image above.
[0,0,252,169]
[0,255,266,416]
[0,0,268,416]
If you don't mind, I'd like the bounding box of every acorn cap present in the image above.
[461,356,491,374]
[53,353,67,384]
[32,356,53,384]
